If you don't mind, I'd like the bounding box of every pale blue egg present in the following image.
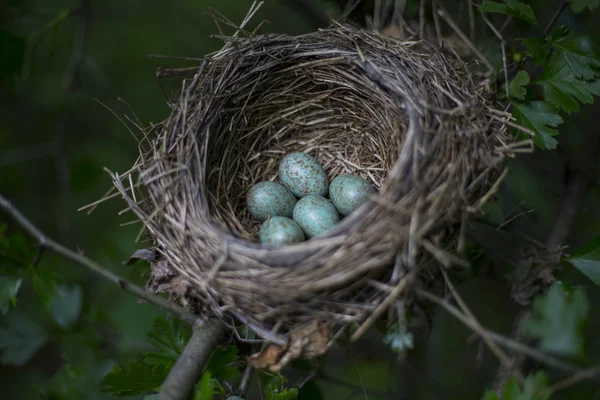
[259,217,305,247]
[329,174,375,216]
[293,195,340,238]
[279,152,328,198]
[246,181,297,222]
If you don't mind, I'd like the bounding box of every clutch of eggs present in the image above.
[246,152,376,247]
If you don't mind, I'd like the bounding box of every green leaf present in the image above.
[51,283,83,329]
[479,0,538,24]
[570,0,600,13]
[265,376,299,400]
[549,26,600,80]
[383,322,414,352]
[31,267,60,311]
[194,371,215,400]
[101,361,169,397]
[144,316,191,365]
[525,283,588,357]
[0,277,22,315]
[206,345,241,381]
[0,311,48,366]
[522,37,550,66]
[566,235,600,285]
[535,52,600,114]
[481,372,549,400]
[512,101,563,149]
[509,70,531,100]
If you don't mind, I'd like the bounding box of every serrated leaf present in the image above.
[51,283,83,329]
[522,37,551,66]
[479,0,538,24]
[566,235,600,285]
[549,26,600,80]
[509,70,531,100]
[0,311,48,366]
[525,283,588,357]
[266,384,298,400]
[194,371,215,400]
[512,101,563,149]
[101,361,169,397]
[570,0,600,13]
[0,277,22,314]
[481,372,549,400]
[145,316,191,363]
[206,345,240,381]
[535,52,600,114]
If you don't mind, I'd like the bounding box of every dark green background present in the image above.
[1,0,599,399]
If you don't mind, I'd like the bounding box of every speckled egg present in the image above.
[246,181,297,222]
[259,216,305,247]
[293,195,340,238]
[329,174,375,216]
[279,152,328,198]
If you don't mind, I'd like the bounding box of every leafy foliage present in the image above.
[101,362,169,397]
[264,375,299,400]
[548,26,600,80]
[482,372,550,400]
[0,277,22,315]
[512,101,562,149]
[206,345,241,381]
[525,283,589,357]
[194,372,215,400]
[0,311,48,366]
[478,0,537,24]
[102,316,241,398]
[566,235,600,285]
[51,283,84,329]
[508,71,531,100]
[144,315,191,366]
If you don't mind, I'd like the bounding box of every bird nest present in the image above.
[108,21,530,370]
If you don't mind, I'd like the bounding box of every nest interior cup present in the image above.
[114,23,525,352]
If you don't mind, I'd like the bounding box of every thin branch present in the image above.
[544,0,568,36]
[548,366,600,395]
[159,319,226,400]
[0,194,200,325]
[417,289,594,376]
[439,268,524,382]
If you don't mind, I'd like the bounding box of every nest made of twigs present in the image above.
[108,19,530,367]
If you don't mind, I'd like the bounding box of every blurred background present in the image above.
[1,0,599,399]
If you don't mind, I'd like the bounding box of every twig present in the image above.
[159,319,226,400]
[544,0,568,36]
[548,366,600,395]
[236,364,254,397]
[0,194,200,325]
[436,5,494,72]
[439,268,523,382]
[417,289,591,376]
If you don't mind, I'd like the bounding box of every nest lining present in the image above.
[111,23,528,349]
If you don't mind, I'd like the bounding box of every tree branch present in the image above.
[417,289,598,378]
[0,194,200,325]
[544,0,568,36]
[159,319,226,400]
